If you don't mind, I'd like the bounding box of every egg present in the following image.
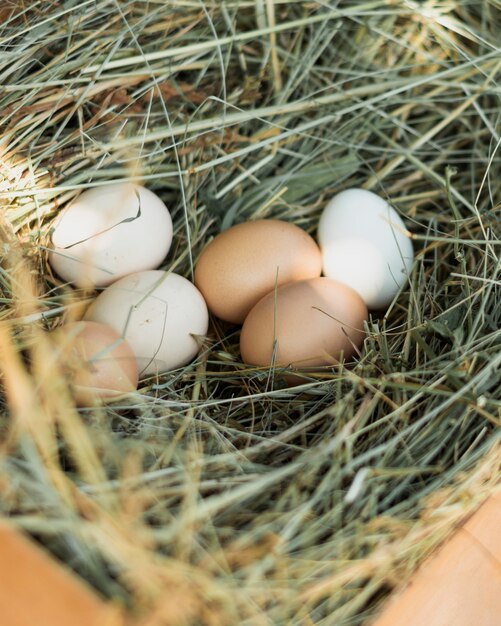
[194,219,322,324]
[318,188,414,309]
[53,321,138,405]
[49,183,173,288]
[84,271,208,376]
[240,277,367,380]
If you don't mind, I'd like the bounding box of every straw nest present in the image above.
[0,2,500,624]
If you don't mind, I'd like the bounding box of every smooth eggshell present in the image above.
[84,271,209,376]
[372,492,501,626]
[240,277,367,378]
[49,183,173,288]
[318,188,414,309]
[0,525,123,626]
[54,321,138,405]
[195,219,322,324]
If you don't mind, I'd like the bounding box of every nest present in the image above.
[0,2,500,624]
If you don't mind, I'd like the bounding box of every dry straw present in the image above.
[0,1,500,624]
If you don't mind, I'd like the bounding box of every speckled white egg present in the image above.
[49,183,173,288]
[84,271,208,377]
[318,188,414,309]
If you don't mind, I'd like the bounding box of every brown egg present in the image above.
[240,277,367,380]
[194,219,322,324]
[54,321,138,405]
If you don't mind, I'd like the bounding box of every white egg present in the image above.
[84,271,208,376]
[49,183,173,288]
[318,188,414,309]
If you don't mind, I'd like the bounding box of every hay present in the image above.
[1,1,500,624]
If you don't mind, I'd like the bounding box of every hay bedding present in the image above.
[0,1,500,624]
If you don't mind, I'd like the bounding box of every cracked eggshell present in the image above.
[49,183,173,288]
[318,188,414,309]
[84,271,209,377]
[195,219,322,324]
[240,277,367,381]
